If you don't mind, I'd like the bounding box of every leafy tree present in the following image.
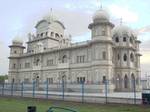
[0,75,8,83]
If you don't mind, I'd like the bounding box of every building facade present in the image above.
[8,9,142,92]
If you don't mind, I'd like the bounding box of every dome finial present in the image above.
[120,18,123,25]
[12,35,23,44]
[50,8,52,14]
[43,8,57,22]
[97,0,103,9]
[50,8,53,19]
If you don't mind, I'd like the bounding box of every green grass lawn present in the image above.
[0,97,149,112]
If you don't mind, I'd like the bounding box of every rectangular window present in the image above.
[123,37,126,42]
[102,51,106,60]
[77,56,79,63]
[25,63,30,68]
[47,78,53,84]
[77,77,85,84]
[13,64,16,69]
[47,59,54,66]
[77,55,85,63]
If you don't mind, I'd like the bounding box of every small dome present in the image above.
[12,36,23,44]
[93,9,110,22]
[112,25,134,37]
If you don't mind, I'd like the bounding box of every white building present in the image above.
[8,9,142,92]
[141,76,150,89]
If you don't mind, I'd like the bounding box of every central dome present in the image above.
[43,14,58,23]
[93,9,110,22]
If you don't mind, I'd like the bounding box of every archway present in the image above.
[116,75,121,90]
[62,55,67,63]
[12,78,15,83]
[124,75,129,89]
[131,73,135,89]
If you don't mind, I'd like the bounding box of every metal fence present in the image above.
[0,79,142,104]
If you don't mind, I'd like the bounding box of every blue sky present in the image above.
[0,0,150,76]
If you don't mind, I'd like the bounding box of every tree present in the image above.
[0,75,8,84]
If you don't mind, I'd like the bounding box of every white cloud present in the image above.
[137,25,150,34]
[108,4,139,23]
[141,51,150,64]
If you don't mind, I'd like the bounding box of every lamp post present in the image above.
[133,78,136,104]
[62,75,65,100]
[116,78,119,91]
[105,79,108,104]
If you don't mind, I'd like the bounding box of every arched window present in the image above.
[123,54,127,61]
[117,54,120,60]
[130,53,134,62]
[62,55,67,63]
[45,32,48,36]
[14,51,17,54]
[12,78,15,83]
[13,64,16,69]
[130,37,133,44]
[116,75,121,90]
[55,33,59,38]
[131,73,135,89]
[124,75,129,88]
[102,76,106,84]
[102,28,106,36]
[123,37,126,42]
[41,33,43,37]
[102,51,106,60]
[35,58,40,66]
[115,37,119,42]
[51,32,54,37]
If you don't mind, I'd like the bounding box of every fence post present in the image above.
[133,79,136,104]
[81,81,84,103]
[62,79,64,100]
[32,80,35,98]
[46,79,48,99]
[105,80,108,104]
[21,82,24,97]
[11,82,14,96]
[2,82,4,96]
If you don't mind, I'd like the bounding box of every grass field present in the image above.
[0,97,150,112]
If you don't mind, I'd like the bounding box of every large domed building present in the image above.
[8,8,141,92]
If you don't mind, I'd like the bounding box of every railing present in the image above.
[0,80,142,104]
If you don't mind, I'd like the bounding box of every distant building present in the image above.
[141,76,150,89]
[8,8,142,92]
